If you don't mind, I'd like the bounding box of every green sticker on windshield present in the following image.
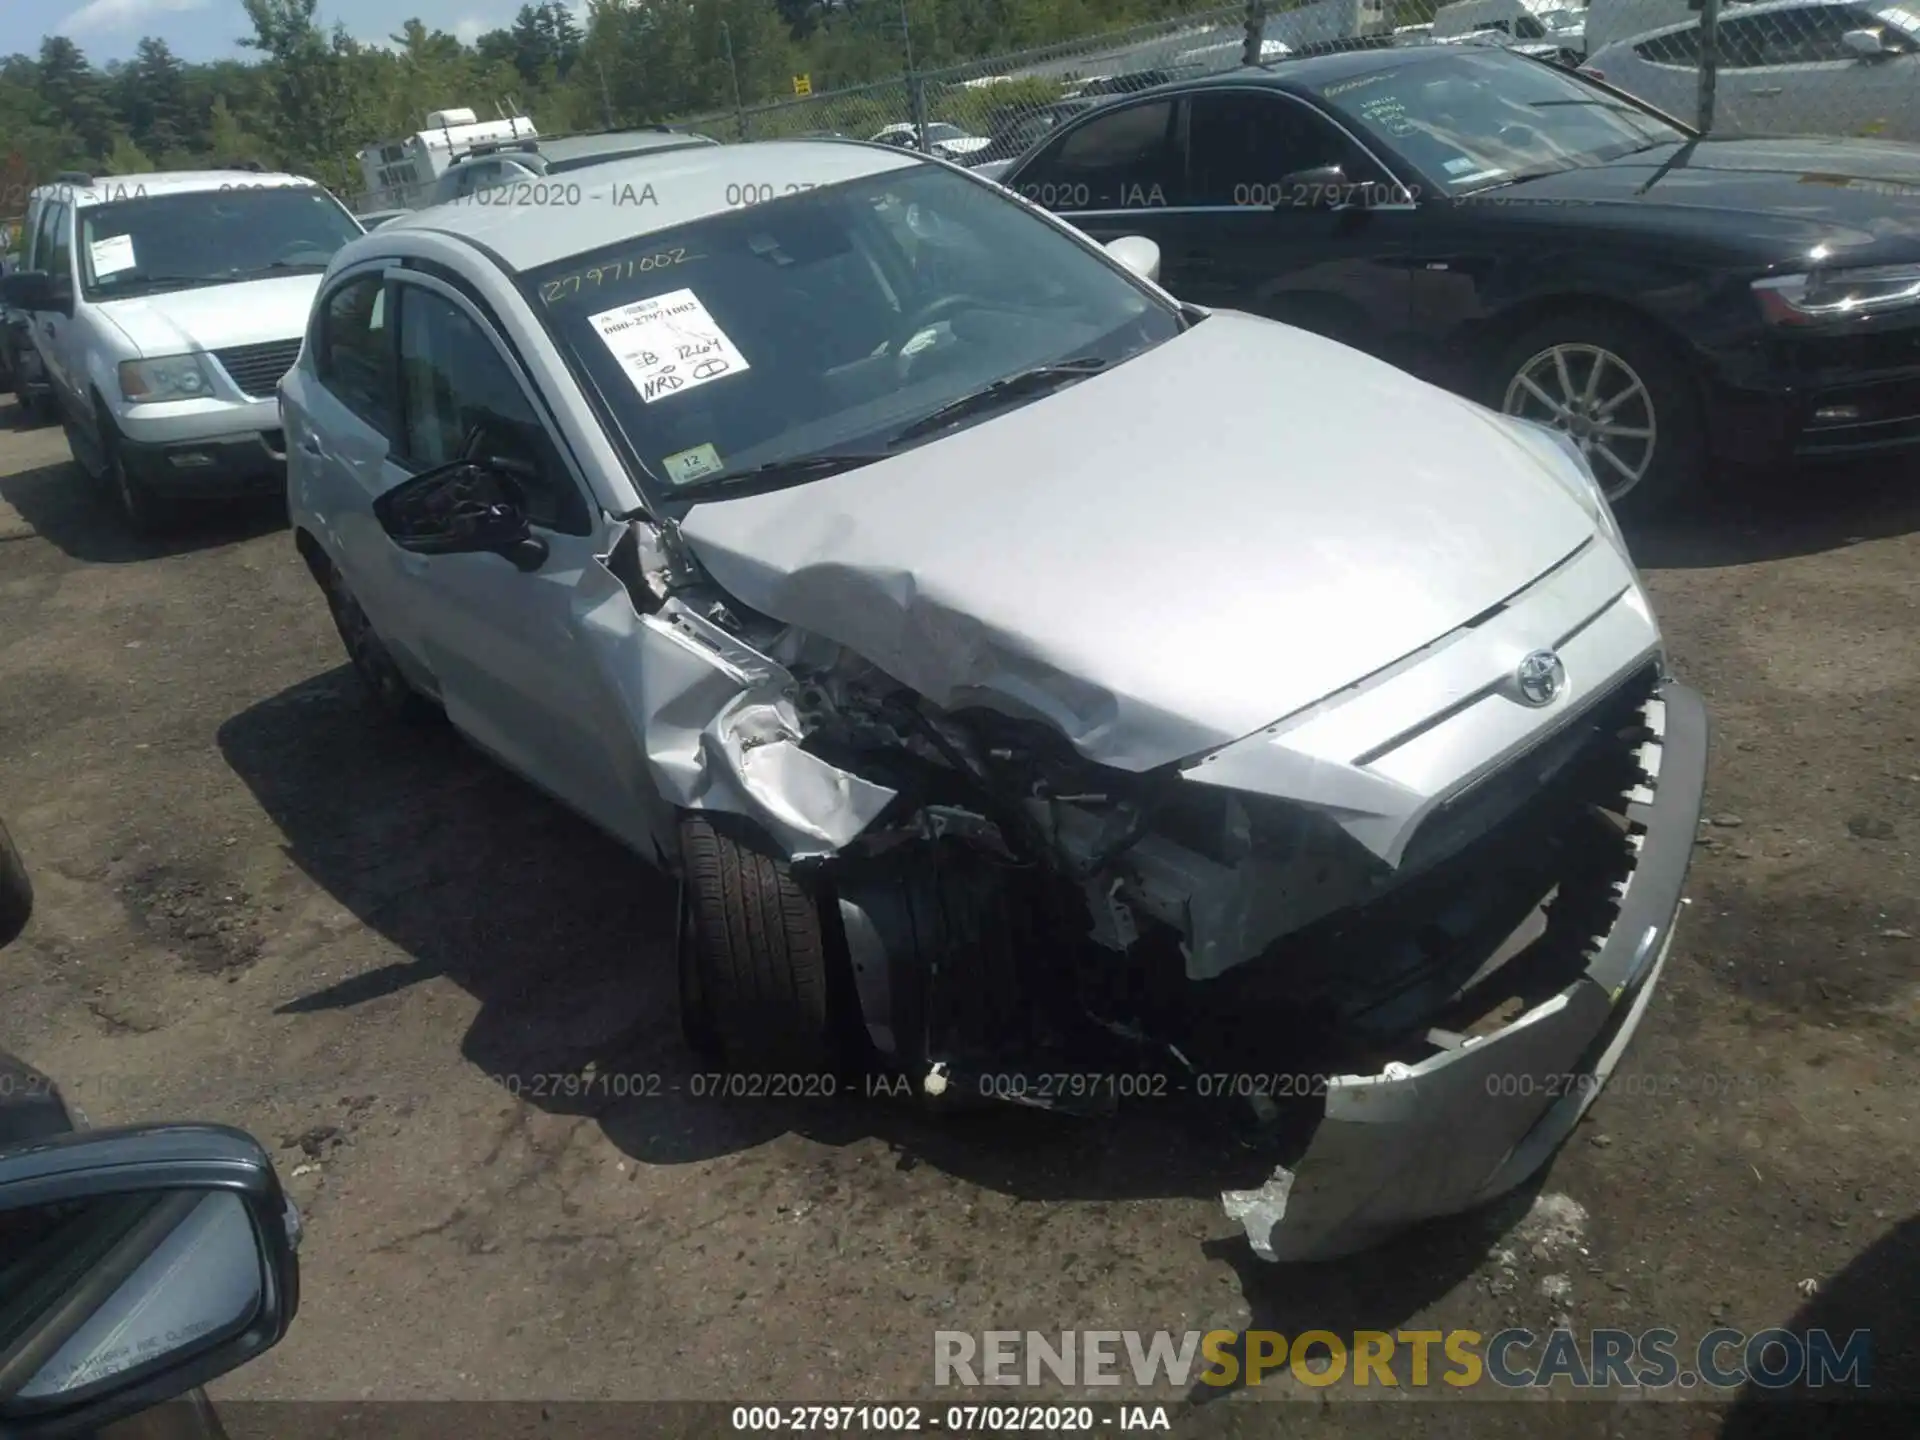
[662,443,725,485]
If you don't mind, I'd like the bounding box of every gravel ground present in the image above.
[0,399,1914,1438]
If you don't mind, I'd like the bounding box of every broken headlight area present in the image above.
[777,643,1667,1097]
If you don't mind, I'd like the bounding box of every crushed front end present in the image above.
[605,517,1707,1262]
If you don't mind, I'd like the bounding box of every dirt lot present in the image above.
[0,399,1915,1438]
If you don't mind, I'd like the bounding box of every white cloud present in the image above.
[59,0,211,36]
[453,16,494,45]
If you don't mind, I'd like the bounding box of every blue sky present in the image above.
[1,0,566,66]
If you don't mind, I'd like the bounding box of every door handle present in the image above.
[297,433,325,457]
[41,322,53,337]
[1750,86,1784,96]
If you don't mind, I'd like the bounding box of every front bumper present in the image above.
[1706,318,1920,463]
[117,428,288,499]
[1223,679,1708,1262]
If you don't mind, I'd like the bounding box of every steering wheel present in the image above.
[888,293,983,380]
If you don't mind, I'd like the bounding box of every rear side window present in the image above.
[1013,100,1178,210]
[315,275,393,435]
[1634,25,1703,62]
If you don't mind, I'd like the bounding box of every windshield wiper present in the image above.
[672,450,891,500]
[232,260,329,279]
[885,357,1108,446]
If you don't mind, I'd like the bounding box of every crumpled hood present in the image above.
[94,274,321,357]
[678,311,1599,772]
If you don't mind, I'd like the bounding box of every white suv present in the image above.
[0,169,365,532]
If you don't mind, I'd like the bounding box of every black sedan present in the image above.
[999,45,1920,515]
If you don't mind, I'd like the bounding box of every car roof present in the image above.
[379,140,924,271]
[31,170,318,208]
[1166,38,1526,87]
[520,130,717,164]
[1614,0,1867,37]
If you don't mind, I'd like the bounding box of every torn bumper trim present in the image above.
[1223,680,1709,1263]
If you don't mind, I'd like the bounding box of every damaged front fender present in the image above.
[1222,683,1708,1263]
[576,541,897,860]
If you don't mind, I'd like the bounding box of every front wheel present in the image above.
[1487,310,1705,521]
[95,406,171,536]
[678,814,840,1073]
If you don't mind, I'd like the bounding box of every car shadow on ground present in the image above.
[1713,1212,1918,1437]
[0,433,285,566]
[218,665,1542,1326]
[1630,460,1920,570]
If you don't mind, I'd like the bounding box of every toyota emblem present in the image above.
[1515,649,1566,707]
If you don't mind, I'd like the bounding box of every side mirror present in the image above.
[0,814,31,950]
[1277,165,1355,210]
[0,271,67,316]
[372,460,549,572]
[1842,26,1891,56]
[0,1125,299,1440]
[1103,235,1162,283]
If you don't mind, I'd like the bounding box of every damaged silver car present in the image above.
[279,139,1709,1263]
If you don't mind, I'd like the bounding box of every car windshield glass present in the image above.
[924,124,969,141]
[1308,50,1685,194]
[77,186,362,299]
[525,162,1178,502]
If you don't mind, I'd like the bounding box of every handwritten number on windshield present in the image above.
[539,247,696,305]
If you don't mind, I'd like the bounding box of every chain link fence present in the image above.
[1577,0,1920,141]
[342,0,1920,216]
[661,5,1256,153]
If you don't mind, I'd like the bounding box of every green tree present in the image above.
[37,37,115,159]
[103,131,151,175]
[118,38,191,157]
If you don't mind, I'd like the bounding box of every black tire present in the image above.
[0,814,32,950]
[678,813,838,1072]
[95,404,172,536]
[317,558,439,723]
[1485,308,1705,521]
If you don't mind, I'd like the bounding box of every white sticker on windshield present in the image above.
[587,288,749,405]
[1451,168,1509,187]
[89,233,136,277]
[661,443,725,485]
[1443,157,1482,174]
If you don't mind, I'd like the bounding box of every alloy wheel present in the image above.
[1501,343,1657,503]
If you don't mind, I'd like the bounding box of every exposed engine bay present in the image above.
[593,515,1708,1262]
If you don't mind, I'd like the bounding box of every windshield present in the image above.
[526,163,1178,500]
[78,186,362,299]
[1309,50,1685,194]
[925,124,970,142]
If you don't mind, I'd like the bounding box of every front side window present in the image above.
[396,285,583,532]
[1182,92,1380,205]
[1309,50,1686,193]
[525,162,1179,503]
[315,275,391,435]
[31,201,61,276]
[43,204,70,284]
[76,186,362,300]
[1015,99,1178,207]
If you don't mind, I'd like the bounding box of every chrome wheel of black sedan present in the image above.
[999,40,1920,517]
